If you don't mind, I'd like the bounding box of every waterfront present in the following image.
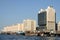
[0,35,60,40]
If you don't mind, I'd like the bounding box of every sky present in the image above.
[0,0,60,29]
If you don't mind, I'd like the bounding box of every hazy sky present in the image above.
[0,0,60,29]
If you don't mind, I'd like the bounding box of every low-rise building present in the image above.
[2,23,24,32]
[2,19,36,32]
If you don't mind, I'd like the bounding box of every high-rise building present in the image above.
[23,19,36,32]
[38,6,56,31]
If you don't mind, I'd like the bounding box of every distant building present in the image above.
[38,6,56,31]
[2,23,24,32]
[2,19,36,32]
[57,22,60,31]
[18,24,24,32]
[23,19,36,32]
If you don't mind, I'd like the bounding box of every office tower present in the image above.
[38,6,56,31]
[38,9,47,30]
[23,19,36,32]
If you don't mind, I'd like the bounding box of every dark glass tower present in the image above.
[38,11,47,30]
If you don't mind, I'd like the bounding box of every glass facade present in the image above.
[38,11,47,29]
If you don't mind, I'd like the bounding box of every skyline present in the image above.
[0,0,60,29]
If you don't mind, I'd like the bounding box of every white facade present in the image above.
[23,19,36,32]
[46,6,56,31]
[2,24,24,32]
[18,24,24,32]
[2,19,36,32]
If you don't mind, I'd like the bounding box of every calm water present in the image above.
[0,34,60,40]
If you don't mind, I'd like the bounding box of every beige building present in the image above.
[2,19,36,32]
[46,6,56,31]
[38,6,56,31]
[18,24,24,32]
[57,22,60,31]
[23,19,36,32]
[2,23,24,32]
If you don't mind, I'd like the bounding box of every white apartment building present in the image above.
[2,23,24,32]
[23,19,36,32]
[2,19,36,32]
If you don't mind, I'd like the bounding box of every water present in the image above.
[0,34,60,40]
